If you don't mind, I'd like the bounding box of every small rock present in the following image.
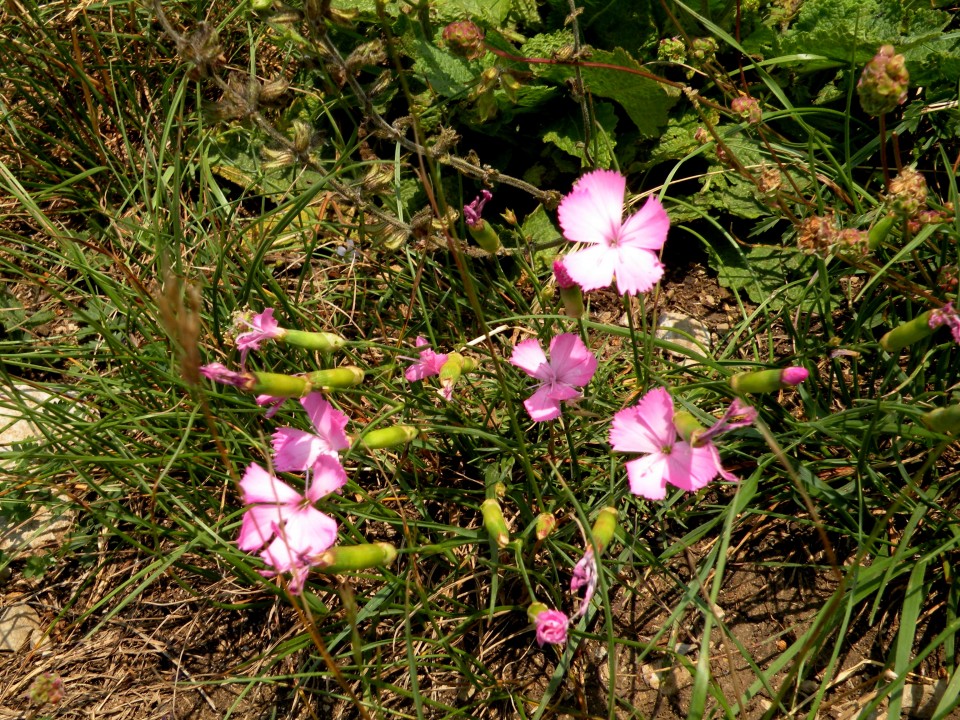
[655,312,712,364]
[0,603,46,652]
[902,680,948,718]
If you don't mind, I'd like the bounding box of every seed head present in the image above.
[442,21,485,60]
[857,45,909,116]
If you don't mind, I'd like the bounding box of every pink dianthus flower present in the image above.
[404,337,449,382]
[235,308,285,366]
[534,609,569,647]
[510,333,598,422]
[557,169,669,295]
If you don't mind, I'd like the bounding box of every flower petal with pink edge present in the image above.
[524,385,563,422]
[557,169,626,246]
[509,338,551,378]
[618,196,670,251]
[405,337,449,381]
[548,333,598,387]
[300,394,350,452]
[609,388,676,455]
[612,245,665,296]
[562,243,618,292]
[306,454,348,501]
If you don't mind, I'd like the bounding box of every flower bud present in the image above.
[305,366,365,390]
[857,45,909,116]
[481,498,511,548]
[281,329,346,353]
[553,258,584,317]
[867,215,896,250]
[442,20,485,60]
[921,405,960,435]
[589,507,617,554]
[467,219,502,253]
[535,512,557,540]
[657,36,686,63]
[730,367,808,394]
[879,310,936,352]
[314,542,397,574]
[673,410,705,444]
[528,605,569,647]
[250,371,310,397]
[357,424,418,450]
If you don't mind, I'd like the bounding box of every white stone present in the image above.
[655,311,713,364]
[0,603,46,652]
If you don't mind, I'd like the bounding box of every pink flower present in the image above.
[272,393,350,473]
[510,333,598,422]
[610,388,730,500]
[534,609,569,647]
[235,308,285,366]
[256,394,288,418]
[464,189,493,228]
[236,458,344,594]
[570,548,598,618]
[200,362,253,389]
[553,257,577,289]
[929,302,960,344]
[557,169,669,295]
[404,337,449,382]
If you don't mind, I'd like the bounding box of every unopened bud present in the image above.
[673,410,705,444]
[281,329,346,353]
[921,405,960,435]
[589,507,618,554]
[357,424,418,450]
[481,498,511,548]
[731,95,761,124]
[315,542,397,574]
[305,366,365,390]
[731,367,808,394]
[467,219,501,253]
[879,310,936,353]
[867,215,897,250]
[251,371,310,397]
[535,512,556,540]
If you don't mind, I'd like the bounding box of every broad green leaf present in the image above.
[542,101,618,168]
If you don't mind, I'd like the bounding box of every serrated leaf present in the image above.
[542,102,618,168]
[410,32,478,98]
[521,204,562,248]
[710,244,826,311]
[580,48,678,138]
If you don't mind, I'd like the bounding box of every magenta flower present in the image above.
[610,388,729,500]
[463,189,492,228]
[404,337,449,382]
[929,302,960,344]
[272,393,350,473]
[534,609,570,647]
[200,362,253,389]
[570,548,598,618]
[235,308,285,365]
[236,458,344,594]
[510,333,598,422]
[557,169,669,295]
[256,394,288,418]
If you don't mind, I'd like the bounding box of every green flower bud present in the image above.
[731,367,809,394]
[481,498,511,548]
[280,329,346,353]
[589,507,618,555]
[535,512,556,540]
[315,542,397,574]
[867,215,896,250]
[251,372,310,397]
[467,219,502,254]
[921,405,960,435]
[305,366,365,390]
[673,410,705,444]
[527,601,549,623]
[357,424,418,450]
[879,310,935,353]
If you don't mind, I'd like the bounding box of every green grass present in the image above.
[2,0,960,718]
